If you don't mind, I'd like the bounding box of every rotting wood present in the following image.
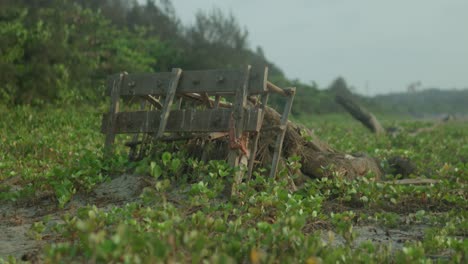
[214,95,221,108]
[247,93,269,180]
[183,93,232,108]
[335,94,385,135]
[228,65,251,194]
[267,81,288,97]
[104,72,126,157]
[258,106,384,181]
[388,179,439,185]
[102,108,263,134]
[107,68,268,97]
[128,100,147,160]
[156,68,182,138]
[270,88,296,178]
[144,95,163,109]
[101,66,386,188]
[202,92,213,108]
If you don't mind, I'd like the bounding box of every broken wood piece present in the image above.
[247,93,269,180]
[208,132,229,140]
[202,92,214,108]
[101,108,263,134]
[144,95,163,109]
[270,87,296,178]
[335,94,385,135]
[156,68,182,138]
[228,65,251,195]
[388,179,440,185]
[267,81,289,97]
[104,72,127,157]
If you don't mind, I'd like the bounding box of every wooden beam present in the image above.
[266,81,288,97]
[104,72,126,157]
[228,65,251,195]
[128,100,147,160]
[183,93,232,108]
[247,93,269,180]
[270,87,296,178]
[214,95,221,108]
[106,67,268,97]
[156,68,182,138]
[101,108,263,134]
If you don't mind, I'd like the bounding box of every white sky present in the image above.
[169,0,468,95]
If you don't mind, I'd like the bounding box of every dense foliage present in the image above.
[0,105,467,262]
[1,0,466,116]
[373,89,468,116]
[0,0,284,105]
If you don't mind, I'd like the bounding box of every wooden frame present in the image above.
[102,65,295,190]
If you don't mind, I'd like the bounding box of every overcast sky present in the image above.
[170,0,468,95]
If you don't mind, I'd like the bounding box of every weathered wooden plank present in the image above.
[106,67,268,97]
[156,68,182,138]
[247,93,269,180]
[128,100,147,160]
[101,108,263,134]
[270,88,296,178]
[228,65,251,195]
[104,72,126,156]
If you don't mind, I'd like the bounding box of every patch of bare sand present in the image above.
[0,174,153,261]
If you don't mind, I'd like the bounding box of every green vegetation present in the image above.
[0,106,467,263]
[1,0,467,263]
[1,0,466,114]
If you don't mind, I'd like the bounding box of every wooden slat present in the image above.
[101,108,263,134]
[228,65,251,195]
[267,81,288,97]
[156,68,182,138]
[270,88,296,178]
[247,93,269,180]
[106,67,268,97]
[128,100,147,160]
[104,72,126,156]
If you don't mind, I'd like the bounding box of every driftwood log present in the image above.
[256,106,383,180]
[335,94,385,135]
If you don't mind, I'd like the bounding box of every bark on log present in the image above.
[335,94,385,135]
[256,106,383,180]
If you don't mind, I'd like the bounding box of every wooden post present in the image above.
[247,93,269,180]
[214,95,221,108]
[228,65,251,194]
[269,87,296,178]
[104,72,127,157]
[176,96,183,110]
[156,68,182,138]
[128,100,147,160]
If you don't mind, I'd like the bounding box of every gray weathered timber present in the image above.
[335,94,385,135]
[106,67,267,97]
[228,65,251,194]
[156,68,182,138]
[247,93,269,180]
[102,108,263,134]
[128,100,147,160]
[270,88,296,178]
[104,72,126,156]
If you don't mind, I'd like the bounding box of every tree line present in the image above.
[1,0,465,116]
[0,0,284,104]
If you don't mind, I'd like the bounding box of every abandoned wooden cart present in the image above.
[101,65,295,180]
